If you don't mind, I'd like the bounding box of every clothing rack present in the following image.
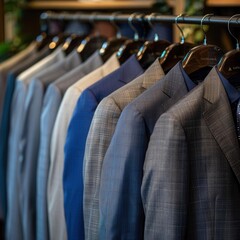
[40,11,240,26]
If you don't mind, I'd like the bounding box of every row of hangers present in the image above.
[36,12,240,86]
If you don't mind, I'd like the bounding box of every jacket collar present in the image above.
[203,67,240,184]
[142,59,165,90]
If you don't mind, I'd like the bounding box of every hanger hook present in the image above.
[90,12,98,25]
[90,12,100,36]
[201,13,214,45]
[110,12,122,39]
[228,14,240,50]
[175,13,186,44]
[128,13,140,41]
[147,13,159,41]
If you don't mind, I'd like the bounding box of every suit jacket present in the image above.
[83,59,163,240]
[99,62,198,240]
[20,50,81,240]
[0,42,36,125]
[47,53,119,240]
[36,50,103,240]
[142,67,240,240]
[63,55,144,240]
[0,46,50,221]
[6,47,65,240]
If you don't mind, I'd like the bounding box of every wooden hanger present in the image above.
[182,14,224,77]
[62,34,87,56]
[117,13,145,64]
[159,14,194,73]
[137,13,171,70]
[77,35,107,62]
[76,13,107,61]
[48,34,68,51]
[218,14,240,81]
[100,12,128,62]
[35,32,52,51]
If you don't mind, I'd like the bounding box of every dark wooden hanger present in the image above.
[117,39,145,64]
[99,12,129,62]
[117,13,145,64]
[62,34,86,56]
[136,14,171,69]
[77,35,107,62]
[160,42,194,73]
[100,37,128,62]
[48,34,68,52]
[182,44,224,75]
[159,14,194,73]
[182,14,224,77]
[218,49,240,79]
[137,40,171,69]
[218,14,240,81]
[35,32,52,51]
[75,12,108,61]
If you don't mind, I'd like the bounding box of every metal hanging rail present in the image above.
[40,11,240,26]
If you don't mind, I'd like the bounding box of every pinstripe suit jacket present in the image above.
[142,67,240,239]
[99,62,197,240]
[83,59,164,240]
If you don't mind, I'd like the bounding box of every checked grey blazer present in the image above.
[142,67,240,239]
[99,62,199,240]
[83,59,165,240]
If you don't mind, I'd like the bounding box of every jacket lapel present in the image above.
[141,59,165,90]
[159,62,189,111]
[203,67,240,184]
[117,55,144,84]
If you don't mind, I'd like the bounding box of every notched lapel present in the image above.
[141,60,165,90]
[118,55,144,84]
[203,68,240,184]
[160,62,189,101]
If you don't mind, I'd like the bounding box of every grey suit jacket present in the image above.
[142,67,240,240]
[6,49,74,240]
[36,51,103,240]
[83,59,165,239]
[6,47,66,240]
[0,45,49,222]
[0,42,36,125]
[20,50,81,240]
[99,62,198,240]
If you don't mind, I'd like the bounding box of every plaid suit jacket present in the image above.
[83,59,164,240]
[142,67,240,239]
[99,62,197,240]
